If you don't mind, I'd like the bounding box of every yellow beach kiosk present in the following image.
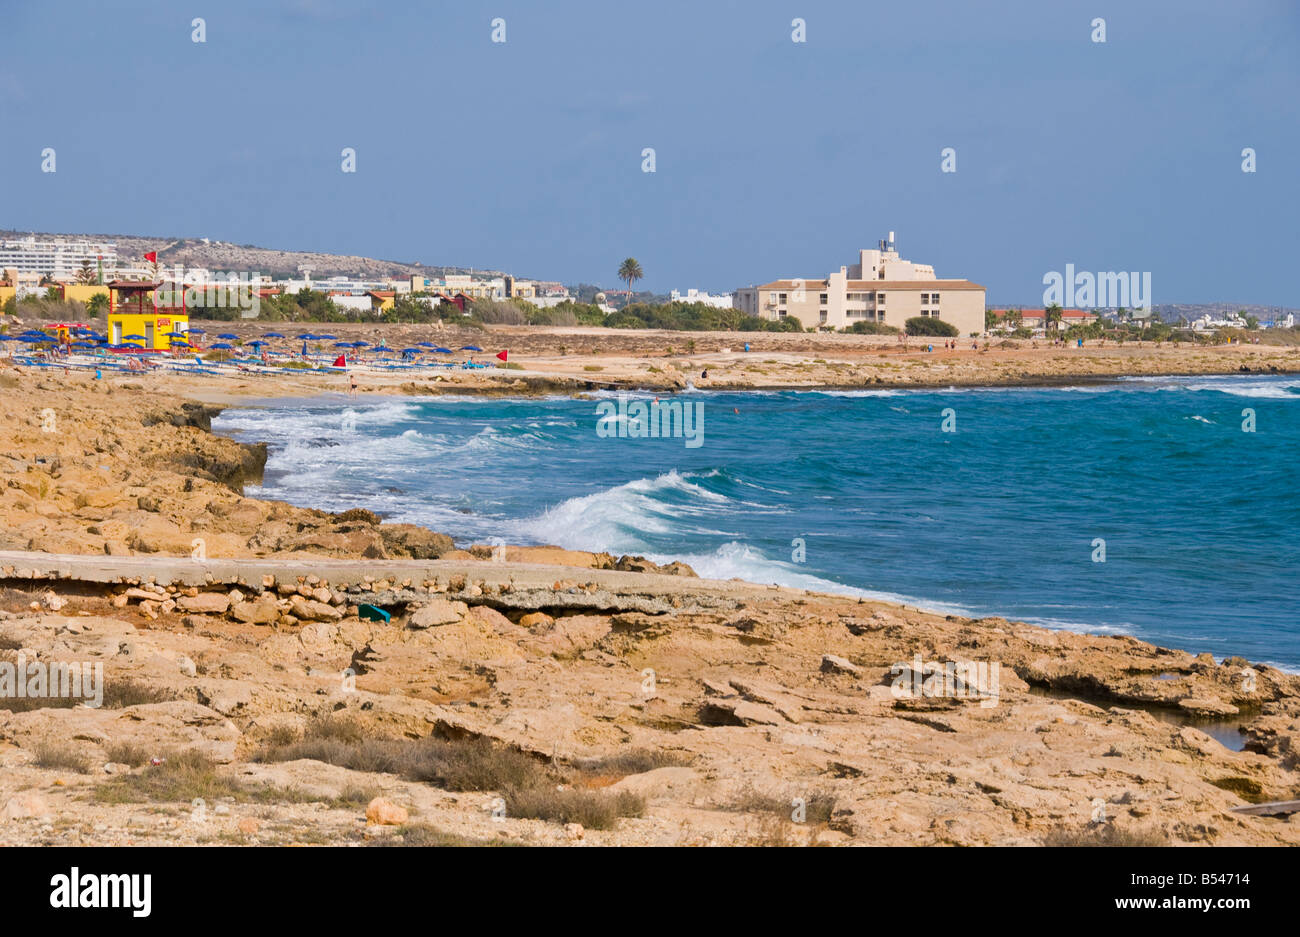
[106,280,189,349]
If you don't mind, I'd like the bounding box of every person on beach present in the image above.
[349,372,358,395]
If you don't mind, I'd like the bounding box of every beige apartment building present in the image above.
[734,233,986,335]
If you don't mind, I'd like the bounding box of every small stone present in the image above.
[365,797,408,826]
[178,593,230,615]
[178,655,197,677]
[2,792,51,822]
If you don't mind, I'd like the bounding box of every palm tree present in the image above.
[617,258,643,307]
[1044,303,1063,334]
[86,293,109,319]
[75,259,96,284]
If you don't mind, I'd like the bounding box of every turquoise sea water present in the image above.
[213,374,1300,669]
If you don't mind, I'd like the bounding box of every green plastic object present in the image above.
[358,604,391,623]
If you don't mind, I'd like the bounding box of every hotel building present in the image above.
[0,237,118,280]
[734,233,986,335]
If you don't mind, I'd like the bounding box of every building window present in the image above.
[778,293,787,303]
[877,293,886,303]
[932,293,940,304]
[819,293,827,305]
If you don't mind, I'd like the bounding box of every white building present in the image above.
[1191,312,1254,332]
[0,237,118,279]
[670,288,733,308]
[733,232,984,334]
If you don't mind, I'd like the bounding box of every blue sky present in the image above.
[2,0,1297,304]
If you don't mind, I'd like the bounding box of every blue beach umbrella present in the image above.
[264,332,285,338]
[460,345,482,351]
[188,327,206,334]
[217,333,238,340]
[123,333,147,340]
[317,333,337,340]
[210,342,234,350]
[433,347,452,354]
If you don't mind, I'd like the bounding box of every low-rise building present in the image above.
[670,288,733,308]
[990,308,1098,330]
[734,234,985,335]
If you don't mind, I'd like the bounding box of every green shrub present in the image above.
[904,316,959,337]
[843,321,899,335]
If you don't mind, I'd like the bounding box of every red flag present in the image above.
[144,251,157,263]
[333,354,346,367]
[496,350,508,361]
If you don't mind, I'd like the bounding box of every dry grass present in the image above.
[367,823,513,847]
[504,786,644,830]
[103,741,151,767]
[0,666,173,713]
[259,717,647,829]
[93,749,316,806]
[1042,824,1171,847]
[31,740,93,774]
[572,748,692,778]
[727,784,838,824]
[735,814,830,847]
[333,784,382,808]
[258,718,546,792]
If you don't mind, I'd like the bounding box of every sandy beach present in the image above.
[1,337,1299,846]
[14,322,1298,405]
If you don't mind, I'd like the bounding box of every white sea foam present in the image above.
[516,470,737,550]
[1183,380,1300,399]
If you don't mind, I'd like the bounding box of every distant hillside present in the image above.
[0,229,505,281]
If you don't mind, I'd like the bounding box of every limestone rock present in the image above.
[407,598,468,629]
[821,654,861,676]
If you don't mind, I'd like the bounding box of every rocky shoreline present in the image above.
[1,367,1298,846]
